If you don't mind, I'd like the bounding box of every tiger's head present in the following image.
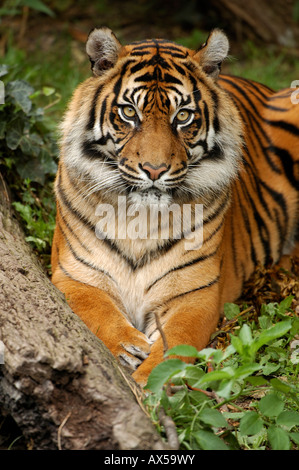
[61,27,243,207]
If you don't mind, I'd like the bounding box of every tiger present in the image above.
[51,26,299,386]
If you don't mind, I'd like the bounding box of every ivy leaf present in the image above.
[5,118,23,150]
[6,80,34,114]
[17,157,46,184]
[39,148,58,176]
[0,64,9,78]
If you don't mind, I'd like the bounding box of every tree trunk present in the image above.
[0,173,164,450]
[209,0,299,47]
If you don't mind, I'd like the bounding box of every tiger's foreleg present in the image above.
[132,286,220,386]
[52,275,151,371]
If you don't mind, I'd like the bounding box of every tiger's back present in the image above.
[219,75,299,303]
[51,28,299,385]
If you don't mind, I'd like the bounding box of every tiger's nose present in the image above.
[141,162,168,181]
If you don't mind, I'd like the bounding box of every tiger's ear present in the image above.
[86,27,122,76]
[193,29,229,79]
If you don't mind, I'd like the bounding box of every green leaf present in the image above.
[145,359,186,394]
[39,148,57,175]
[216,379,234,399]
[6,80,34,114]
[165,344,199,358]
[222,411,246,420]
[42,86,55,96]
[193,366,235,387]
[252,320,292,353]
[277,295,294,315]
[199,407,227,428]
[289,432,299,445]
[0,121,6,139]
[196,347,227,363]
[183,364,205,387]
[246,376,268,386]
[193,430,229,450]
[17,158,46,184]
[22,0,55,16]
[230,335,244,355]
[276,411,299,430]
[239,324,253,345]
[261,362,280,375]
[0,64,9,78]
[267,425,290,450]
[270,378,293,394]
[234,363,261,379]
[223,302,240,320]
[258,315,272,330]
[239,411,264,436]
[25,235,46,249]
[5,118,24,150]
[258,393,285,417]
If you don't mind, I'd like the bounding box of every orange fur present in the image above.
[51,28,299,385]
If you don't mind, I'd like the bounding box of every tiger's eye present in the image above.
[122,106,136,119]
[176,110,191,123]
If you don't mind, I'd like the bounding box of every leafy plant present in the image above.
[144,296,299,450]
[0,64,58,262]
[0,0,54,18]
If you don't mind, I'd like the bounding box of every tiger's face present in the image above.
[62,28,243,207]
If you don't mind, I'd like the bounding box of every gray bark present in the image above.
[0,173,164,450]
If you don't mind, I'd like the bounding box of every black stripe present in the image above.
[199,142,225,163]
[223,84,299,191]
[234,180,258,265]
[240,153,289,251]
[164,275,220,303]
[86,84,104,131]
[146,247,219,293]
[266,146,299,190]
[57,201,92,254]
[57,260,123,309]
[220,75,273,102]
[82,139,116,163]
[259,179,288,234]
[57,172,95,232]
[229,203,239,278]
[229,92,283,175]
[57,219,116,282]
[265,119,299,136]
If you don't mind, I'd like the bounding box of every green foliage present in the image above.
[0,64,58,261]
[294,0,299,21]
[144,296,299,450]
[0,0,54,18]
[177,28,208,49]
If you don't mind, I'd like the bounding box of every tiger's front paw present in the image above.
[132,343,164,387]
[113,327,151,372]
